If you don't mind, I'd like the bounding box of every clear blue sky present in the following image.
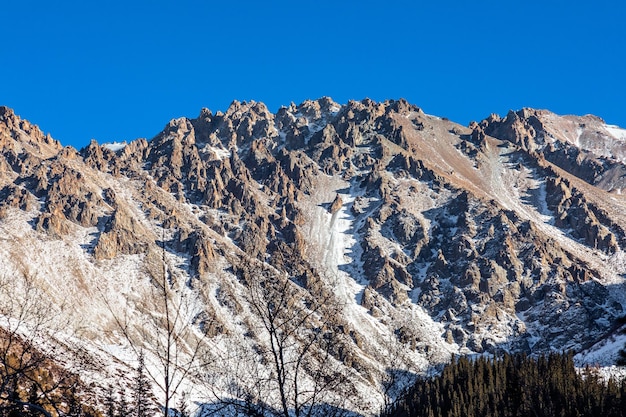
[2,0,625,149]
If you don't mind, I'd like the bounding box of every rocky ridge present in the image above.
[0,99,625,416]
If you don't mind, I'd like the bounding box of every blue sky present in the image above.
[2,0,625,149]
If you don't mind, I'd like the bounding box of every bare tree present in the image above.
[207,259,351,417]
[0,273,75,417]
[102,242,209,417]
[378,328,421,415]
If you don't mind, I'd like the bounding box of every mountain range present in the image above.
[0,98,625,416]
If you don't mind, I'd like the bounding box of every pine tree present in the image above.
[26,383,40,417]
[133,352,155,417]
[104,385,117,417]
[116,394,129,417]
[5,377,22,417]
[617,316,626,366]
[176,392,189,417]
[67,393,84,417]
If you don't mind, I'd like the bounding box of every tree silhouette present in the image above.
[0,273,77,417]
[101,233,209,417]
[617,316,626,366]
[132,352,155,417]
[104,385,116,417]
[207,259,350,417]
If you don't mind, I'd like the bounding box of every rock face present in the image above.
[479,108,626,192]
[0,100,625,416]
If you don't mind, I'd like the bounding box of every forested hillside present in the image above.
[384,353,626,417]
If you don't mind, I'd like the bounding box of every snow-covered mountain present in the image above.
[0,99,625,416]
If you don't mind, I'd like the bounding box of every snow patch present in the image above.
[605,124,626,141]
[575,326,626,367]
[200,144,231,160]
[102,141,127,151]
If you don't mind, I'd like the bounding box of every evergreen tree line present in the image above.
[101,353,159,417]
[383,352,626,417]
[101,352,189,417]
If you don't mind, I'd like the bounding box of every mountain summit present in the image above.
[1,98,625,416]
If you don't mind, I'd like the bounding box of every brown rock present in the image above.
[93,207,152,260]
[329,194,343,214]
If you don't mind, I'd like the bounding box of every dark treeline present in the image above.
[383,352,626,417]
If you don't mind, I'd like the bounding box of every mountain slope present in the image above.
[0,99,625,416]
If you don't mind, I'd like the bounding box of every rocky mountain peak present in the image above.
[297,96,341,119]
[0,105,15,119]
[0,106,62,159]
[197,107,213,119]
[480,108,626,192]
